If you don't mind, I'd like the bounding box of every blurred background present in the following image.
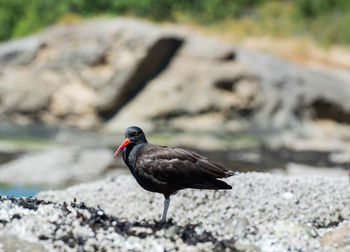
[0,0,349,196]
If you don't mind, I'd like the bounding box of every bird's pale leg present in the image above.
[161,197,170,222]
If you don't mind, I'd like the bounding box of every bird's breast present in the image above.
[123,143,147,177]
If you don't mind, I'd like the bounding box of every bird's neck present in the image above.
[122,142,147,174]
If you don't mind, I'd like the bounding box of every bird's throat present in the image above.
[122,143,147,175]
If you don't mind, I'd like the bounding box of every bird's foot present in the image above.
[154,218,174,229]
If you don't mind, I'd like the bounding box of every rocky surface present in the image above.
[25,173,350,251]
[0,147,121,186]
[104,35,260,133]
[0,197,236,252]
[0,18,349,137]
[237,48,350,130]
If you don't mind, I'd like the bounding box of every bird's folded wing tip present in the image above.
[226,170,239,176]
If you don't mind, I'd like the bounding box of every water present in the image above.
[0,185,45,197]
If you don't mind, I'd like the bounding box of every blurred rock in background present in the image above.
[1,19,350,134]
[0,18,349,189]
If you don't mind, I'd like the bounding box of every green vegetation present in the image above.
[218,133,260,148]
[0,0,350,46]
[0,136,54,150]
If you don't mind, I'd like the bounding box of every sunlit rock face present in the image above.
[1,18,348,135]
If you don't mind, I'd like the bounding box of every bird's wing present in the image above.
[135,144,234,186]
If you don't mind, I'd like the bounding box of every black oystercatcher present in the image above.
[113,126,234,222]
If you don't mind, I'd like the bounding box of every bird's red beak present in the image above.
[113,138,131,158]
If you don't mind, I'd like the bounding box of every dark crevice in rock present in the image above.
[237,108,254,117]
[224,106,256,119]
[152,109,189,120]
[38,235,49,240]
[312,214,344,229]
[270,100,282,117]
[221,51,236,61]
[0,151,21,166]
[11,214,21,220]
[310,99,350,124]
[153,105,256,122]
[6,108,51,122]
[99,37,183,120]
[16,197,51,210]
[152,106,221,120]
[89,53,108,67]
[215,77,242,91]
[214,75,258,92]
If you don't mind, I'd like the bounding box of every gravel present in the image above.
[0,172,349,251]
[0,197,235,251]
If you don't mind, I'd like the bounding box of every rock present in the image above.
[38,172,350,251]
[96,35,184,117]
[329,151,350,164]
[0,197,234,252]
[0,19,190,130]
[101,20,350,137]
[0,17,350,142]
[0,147,114,186]
[274,220,318,239]
[0,69,62,116]
[224,217,250,238]
[233,241,260,252]
[47,81,99,129]
[57,43,107,68]
[0,36,44,67]
[0,234,48,252]
[238,48,350,129]
[104,52,261,133]
[103,26,261,133]
[165,225,180,239]
[321,226,350,248]
[233,218,250,238]
[0,151,19,165]
[178,35,236,60]
[286,163,348,177]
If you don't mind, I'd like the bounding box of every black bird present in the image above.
[113,126,234,222]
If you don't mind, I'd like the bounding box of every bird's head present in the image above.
[113,126,147,157]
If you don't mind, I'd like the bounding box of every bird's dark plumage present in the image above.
[114,126,234,221]
[134,144,233,197]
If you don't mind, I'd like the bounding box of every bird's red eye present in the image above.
[135,132,139,136]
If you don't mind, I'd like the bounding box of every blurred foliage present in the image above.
[0,136,54,150]
[0,0,350,45]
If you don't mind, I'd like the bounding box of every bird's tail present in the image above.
[189,178,232,190]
